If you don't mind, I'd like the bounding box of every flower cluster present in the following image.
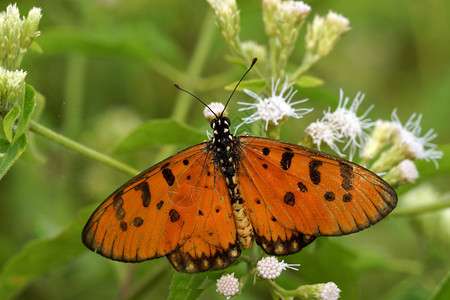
[305,89,373,160]
[367,110,443,173]
[216,257,341,299]
[216,273,240,299]
[256,256,300,279]
[0,67,27,115]
[0,4,42,70]
[305,11,351,58]
[238,77,312,134]
[207,0,351,92]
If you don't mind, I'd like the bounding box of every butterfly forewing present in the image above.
[237,136,397,243]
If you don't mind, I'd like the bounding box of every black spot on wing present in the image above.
[120,221,127,231]
[324,191,335,201]
[280,151,294,170]
[134,181,151,207]
[113,194,126,220]
[133,217,144,227]
[283,192,295,206]
[339,162,354,191]
[169,209,180,222]
[156,200,164,210]
[162,168,175,186]
[343,193,352,203]
[297,181,307,192]
[309,159,323,185]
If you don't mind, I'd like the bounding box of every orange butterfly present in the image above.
[82,59,397,273]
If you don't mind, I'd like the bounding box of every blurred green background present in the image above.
[0,0,449,299]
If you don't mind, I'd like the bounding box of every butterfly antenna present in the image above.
[223,57,257,115]
[174,83,217,118]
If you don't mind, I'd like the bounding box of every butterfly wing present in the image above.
[236,136,397,255]
[82,143,239,272]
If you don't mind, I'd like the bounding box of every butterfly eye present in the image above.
[210,119,217,129]
[222,117,231,127]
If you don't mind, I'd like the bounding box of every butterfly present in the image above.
[82,58,397,273]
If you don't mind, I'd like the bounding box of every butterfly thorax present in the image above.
[209,116,255,249]
[210,116,237,176]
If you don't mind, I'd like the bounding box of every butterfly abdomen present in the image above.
[210,117,255,249]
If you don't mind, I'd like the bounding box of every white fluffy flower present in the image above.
[305,119,344,156]
[204,102,226,122]
[216,273,240,299]
[319,282,341,300]
[325,11,350,28]
[305,89,373,159]
[239,78,312,130]
[256,256,300,280]
[324,89,373,159]
[397,159,419,183]
[277,1,311,18]
[391,110,443,167]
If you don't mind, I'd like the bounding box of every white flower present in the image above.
[306,89,373,159]
[238,78,312,131]
[256,256,300,280]
[305,11,351,57]
[391,110,443,167]
[305,119,344,156]
[216,273,240,299]
[319,282,341,300]
[397,159,419,183]
[277,1,311,20]
[324,89,374,159]
[383,159,419,187]
[325,11,350,28]
[21,7,42,48]
[204,102,226,122]
[207,0,240,43]
[0,68,27,112]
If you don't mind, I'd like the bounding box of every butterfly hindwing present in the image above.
[167,157,240,272]
[236,136,397,255]
[82,143,239,272]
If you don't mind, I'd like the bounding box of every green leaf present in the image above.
[432,271,450,300]
[0,207,91,300]
[0,134,27,180]
[111,119,205,154]
[295,75,325,88]
[224,79,268,92]
[168,273,209,300]
[0,138,9,153]
[2,105,21,143]
[29,41,43,54]
[14,85,36,143]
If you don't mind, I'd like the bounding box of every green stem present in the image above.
[154,11,216,163]
[29,120,139,176]
[266,122,281,139]
[391,199,450,217]
[171,10,216,122]
[290,52,318,81]
[299,134,314,148]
